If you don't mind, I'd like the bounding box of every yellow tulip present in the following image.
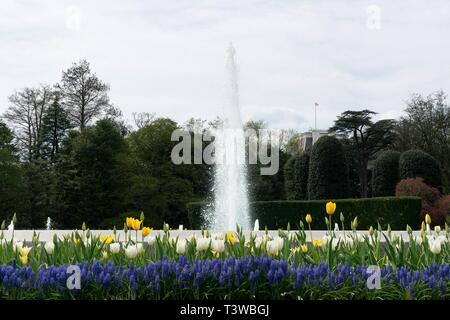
[305,214,312,224]
[100,235,114,244]
[425,214,431,225]
[19,246,31,257]
[102,251,109,259]
[301,244,308,253]
[326,202,336,215]
[126,217,134,229]
[131,219,141,231]
[226,232,236,245]
[73,238,80,245]
[20,255,28,265]
[142,227,153,238]
[312,239,323,248]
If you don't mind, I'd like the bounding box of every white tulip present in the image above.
[147,237,156,246]
[196,237,211,251]
[109,243,121,254]
[273,236,284,251]
[266,240,280,255]
[429,239,442,254]
[44,241,55,254]
[211,239,225,253]
[331,238,339,250]
[137,243,144,254]
[434,226,441,234]
[254,237,263,248]
[176,239,187,254]
[125,245,138,259]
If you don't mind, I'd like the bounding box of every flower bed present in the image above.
[1,257,449,300]
[0,205,449,300]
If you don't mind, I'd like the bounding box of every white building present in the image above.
[299,129,339,152]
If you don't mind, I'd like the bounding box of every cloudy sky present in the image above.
[1,0,450,131]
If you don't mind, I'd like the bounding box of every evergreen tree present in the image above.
[308,136,349,200]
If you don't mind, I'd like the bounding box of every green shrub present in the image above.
[399,149,443,188]
[284,156,296,199]
[372,150,401,196]
[308,136,349,199]
[187,197,421,230]
[284,154,309,200]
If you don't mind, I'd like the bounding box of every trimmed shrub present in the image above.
[372,150,401,197]
[284,154,309,200]
[284,156,296,200]
[399,149,443,188]
[308,136,349,200]
[187,197,421,230]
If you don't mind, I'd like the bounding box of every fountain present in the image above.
[46,217,52,230]
[207,43,251,231]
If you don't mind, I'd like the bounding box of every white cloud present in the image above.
[1,0,450,132]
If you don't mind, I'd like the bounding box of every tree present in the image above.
[308,136,349,200]
[60,60,110,130]
[133,112,156,129]
[3,85,53,161]
[243,120,288,201]
[54,120,131,227]
[399,149,443,189]
[127,118,195,227]
[284,154,309,200]
[41,94,72,162]
[330,110,396,198]
[340,138,360,198]
[372,150,401,197]
[283,132,302,156]
[0,120,25,225]
[395,90,450,189]
[22,159,54,228]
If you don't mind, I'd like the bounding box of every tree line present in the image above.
[284,94,449,224]
[0,59,449,228]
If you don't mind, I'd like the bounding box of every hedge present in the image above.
[187,197,422,230]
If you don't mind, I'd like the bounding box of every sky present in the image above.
[1,0,450,132]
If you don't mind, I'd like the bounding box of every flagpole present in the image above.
[314,103,318,130]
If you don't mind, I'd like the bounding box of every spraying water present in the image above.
[208,43,251,231]
[46,217,52,230]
